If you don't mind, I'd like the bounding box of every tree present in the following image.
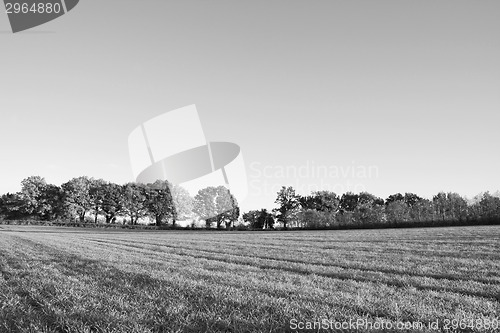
[61,176,93,222]
[145,180,176,227]
[0,193,25,220]
[19,176,49,218]
[274,186,300,229]
[432,192,468,222]
[384,193,413,225]
[217,189,239,229]
[89,179,108,223]
[433,192,448,221]
[385,193,404,206]
[404,193,422,207]
[170,184,194,225]
[193,186,239,229]
[447,192,468,222]
[243,210,260,228]
[100,182,124,223]
[41,184,66,220]
[193,187,217,228]
[260,209,275,229]
[297,209,332,229]
[300,191,340,213]
[408,198,433,222]
[354,192,385,225]
[243,209,274,229]
[18,176,66,220]
[385,200,410,225]
[477,192,500,221]
[339,192,359,212]
[122,183,148,225]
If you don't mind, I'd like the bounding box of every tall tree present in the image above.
[19,176,48,218]
[193,186,239,229]
[170,184,194,225]
[0,193,25,220]
[354,192,385,225]
[122,183,148,225]
[41,184,66,220]
[385,200,410,225]
[100,182,124,223]
[193,187,217,228]
[260,209,275,229]
[300,191,340,213]
[274,186,300,229]
[339,192,359,212]
[145,180,176,227]
[385,193,404,206]
[61,176,93,222]
[447,192,468,222]
[404,193,422,207]
[478,192,500,221]
[89,178,108,223]
[243,209,273,229]
[408,198,433,222]
[242,210,260,228]
[217,189,239,229]
[432,192,448,221]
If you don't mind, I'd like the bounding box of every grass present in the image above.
[0,225,499,332]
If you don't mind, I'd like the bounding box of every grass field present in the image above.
[0,225,499,333]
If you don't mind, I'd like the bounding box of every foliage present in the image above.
[339,192,359,212]
[1,175,500,229]
[299,190,340,213]
[100,182,125,223]
[145,180,176,227]
[193,186,239,229]
[61,176,93,222]
[122,182,149,225]
[243,209,274,229]
[170,184,194,222]
[273,186,301,229]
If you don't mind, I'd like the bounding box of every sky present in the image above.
[0,0,499,213]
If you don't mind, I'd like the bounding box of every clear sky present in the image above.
[1,1,499,213]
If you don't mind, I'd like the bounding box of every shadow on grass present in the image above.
[88,237,500,302]
[1,237,292,333]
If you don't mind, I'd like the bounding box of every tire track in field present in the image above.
[89,236,500,285]
[25,234,497,324]
[105,233,500,265]
[82,233,500,284]
[96,234,500,263]
[5,235,414,326]
[170,237,500,262]
[83,238,500,302]
[4,230,500,332]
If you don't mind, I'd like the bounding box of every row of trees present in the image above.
[0,176,240,228]
[2,177,499,230]
[258,186,500,229]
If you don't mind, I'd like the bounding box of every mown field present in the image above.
[0,225,499,333]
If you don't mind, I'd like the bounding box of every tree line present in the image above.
[257,186,500,229]
[1,176,499,230]
[0,176,239,228]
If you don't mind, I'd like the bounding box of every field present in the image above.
[0,225,499,333]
